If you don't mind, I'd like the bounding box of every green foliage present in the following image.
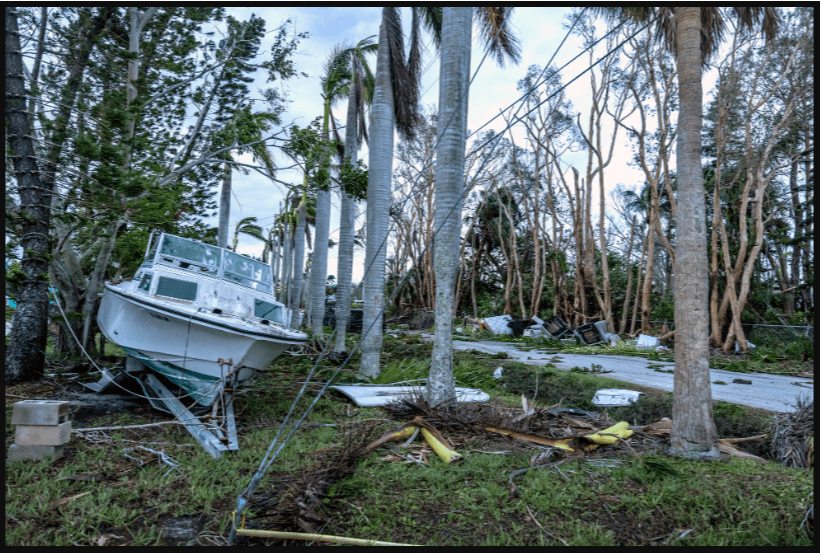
[338,158,369,201]
[5,261,25,297]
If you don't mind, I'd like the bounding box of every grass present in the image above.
[5,330,814,546]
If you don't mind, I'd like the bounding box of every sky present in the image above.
[219,7,658,282]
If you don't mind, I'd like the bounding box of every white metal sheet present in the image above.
[329,384,490,407]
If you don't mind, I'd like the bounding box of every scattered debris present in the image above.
[733,378,753,385]
[574,322,604,346]
[481,315,514,335]
[329,384,490,407]
[493,367,503,379]
[591,389,643,407]
[593,320,621,346]
[735,341,756,351]
[635,334,660,350]
[365,416,462,463]
[544,316,573,339]
[770,397,813,469]
[249,424,381,534]
[638,418,769,464]
[717,439,767,463]
[48,492,90,511]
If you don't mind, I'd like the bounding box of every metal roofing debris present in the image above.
[329,384,490,407]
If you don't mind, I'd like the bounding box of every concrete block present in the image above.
[15,421,72,446]
[11,400,69,426]
[7,443,65,462]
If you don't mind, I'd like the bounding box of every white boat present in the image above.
[97,233,307,407]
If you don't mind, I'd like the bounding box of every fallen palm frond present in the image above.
[383,395,646,457]
[383,394,609,441]
[252,422,381,534]
[364,416,462,463]
[770,397,814,469]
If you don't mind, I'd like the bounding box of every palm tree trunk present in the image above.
[359,20,393,379]
[670,7,719,460]
[428,6,471,406]
[290,197,307,329]
[309,186,330,337]
[218,163,232,249]
[280,224,292,305]
[335,71,360,353]
[308,96,335,338]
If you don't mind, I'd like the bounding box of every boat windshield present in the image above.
[223,251,272,293]
[158,235,222,274]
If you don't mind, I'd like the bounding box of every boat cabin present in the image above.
[131,233,286,327]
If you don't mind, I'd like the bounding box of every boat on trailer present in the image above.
[93,233,307,456]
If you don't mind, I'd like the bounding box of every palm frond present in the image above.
[329,113,345,162]
[731,7,781,44]
[322,42,354,106]
[418,6,443,49]
[383,7,418,142]
[474,7,522,67]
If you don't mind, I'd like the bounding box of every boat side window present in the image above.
[138,273,152,292]
[254,299,283,324]
[141,244,157,269]
[155,276,198,302]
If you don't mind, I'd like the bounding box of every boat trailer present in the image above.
[83,356,241,458]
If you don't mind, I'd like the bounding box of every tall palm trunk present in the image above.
[280,223,292,305]
[359,21,394,379]
[217,163,232,249]
[670,7,719,460]
[290,190,308,329]
[334,71,360,354]
[428,7,471,405]
[308,97,334,337]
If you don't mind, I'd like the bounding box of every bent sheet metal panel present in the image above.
[329,384,490,407]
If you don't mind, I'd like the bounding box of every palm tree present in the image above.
[309,39,377,340]
[592,7,779,460]
[428,7,521,406]
[359,7,442,379]
[232,216,265,252]
[336,39,376,354]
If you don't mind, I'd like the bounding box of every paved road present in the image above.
[449,338,813,413]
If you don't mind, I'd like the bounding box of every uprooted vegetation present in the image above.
[5,335,814,546]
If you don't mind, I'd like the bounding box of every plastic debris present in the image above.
[735,341,756,351]
[481,314,514,335]
[493,367,503,379]
[635,334,660,349]
[591,389,644,407]
[584,421,633,444]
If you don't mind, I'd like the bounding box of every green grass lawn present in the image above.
[5,329,814,546]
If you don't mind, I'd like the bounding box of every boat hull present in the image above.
[98,283,304,405]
